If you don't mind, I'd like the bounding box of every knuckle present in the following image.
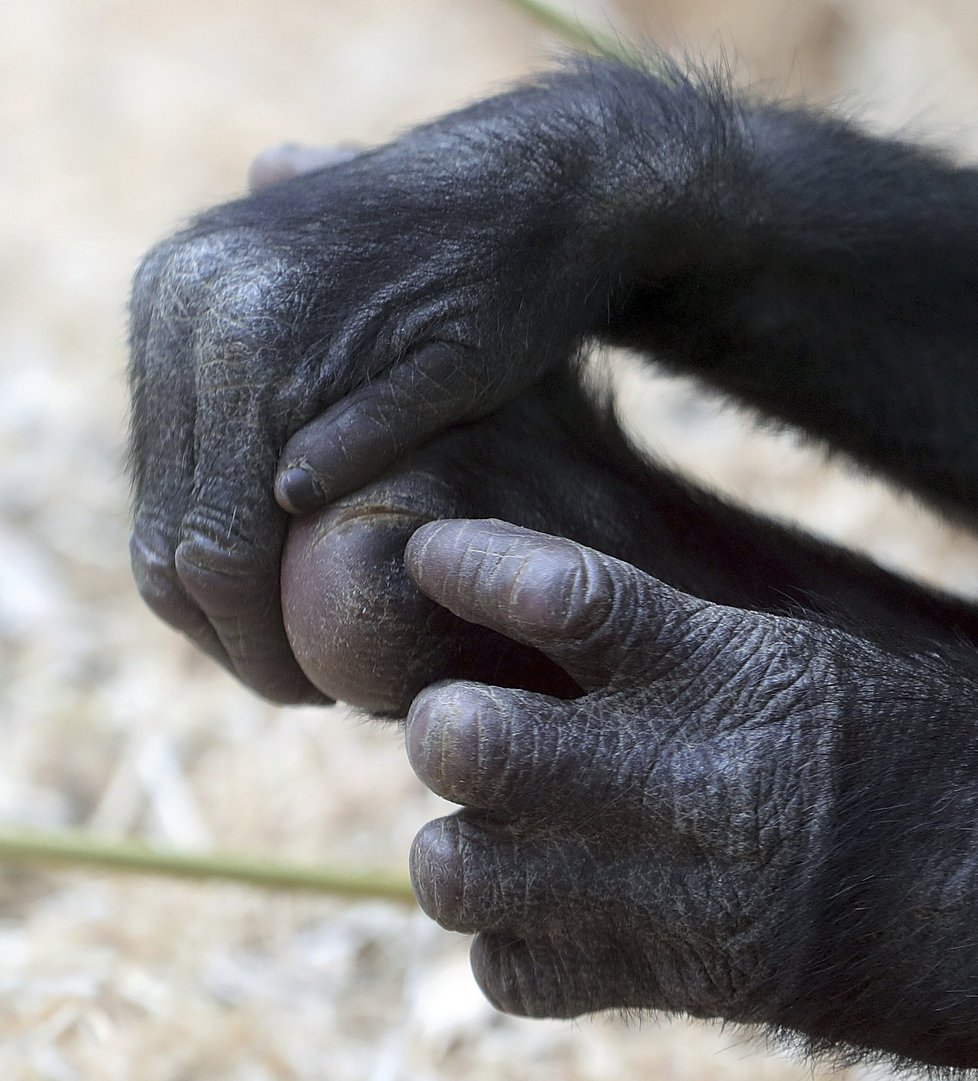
[175,508,277,613]
[548,546,619,641]
[470,936,547,1018]
[391,342,459,403]
[409,682,506,797]
[131,229,304,369]
[180,502,271,562]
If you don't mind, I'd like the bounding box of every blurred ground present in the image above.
[2,0,978,1077]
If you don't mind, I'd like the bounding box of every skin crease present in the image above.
[129,59,978,1069]
[401,518,842,1020]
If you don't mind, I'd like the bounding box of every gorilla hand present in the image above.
[403,519,978,1069]
[127,71,617,701]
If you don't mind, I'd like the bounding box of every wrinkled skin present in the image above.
[129,58,978,1068]
[404,520,843,1022]
[128,80,605,702]
[402,519,978,1066]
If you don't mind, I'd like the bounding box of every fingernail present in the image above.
[275,466,325,514]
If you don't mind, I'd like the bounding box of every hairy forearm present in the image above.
[503,59,978,517]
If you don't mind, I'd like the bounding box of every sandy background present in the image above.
[3,1,978,1077]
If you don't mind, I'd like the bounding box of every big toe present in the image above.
[281,471,579,714]
[282,500,450,714]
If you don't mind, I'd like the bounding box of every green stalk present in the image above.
[0,829,416,904]
[499,0,643,66]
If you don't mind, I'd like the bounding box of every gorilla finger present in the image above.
[171,319,334,703]
[406,681,617,813]
[247,143,361,193]
[175,508,325,704]
[129,520,233,667]
[275,342,489,512]
[129,249,217,658]
[405,519,709,690]
[409,812,584,935]
[471,933,659,1019]
[130,233,316,698]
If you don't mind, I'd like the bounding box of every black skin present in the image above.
[129,57,978,1069]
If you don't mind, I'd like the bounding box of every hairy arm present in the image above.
[270,58,978,517]
[579,62,978,519]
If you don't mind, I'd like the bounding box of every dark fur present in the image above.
[129,54,978,1069]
